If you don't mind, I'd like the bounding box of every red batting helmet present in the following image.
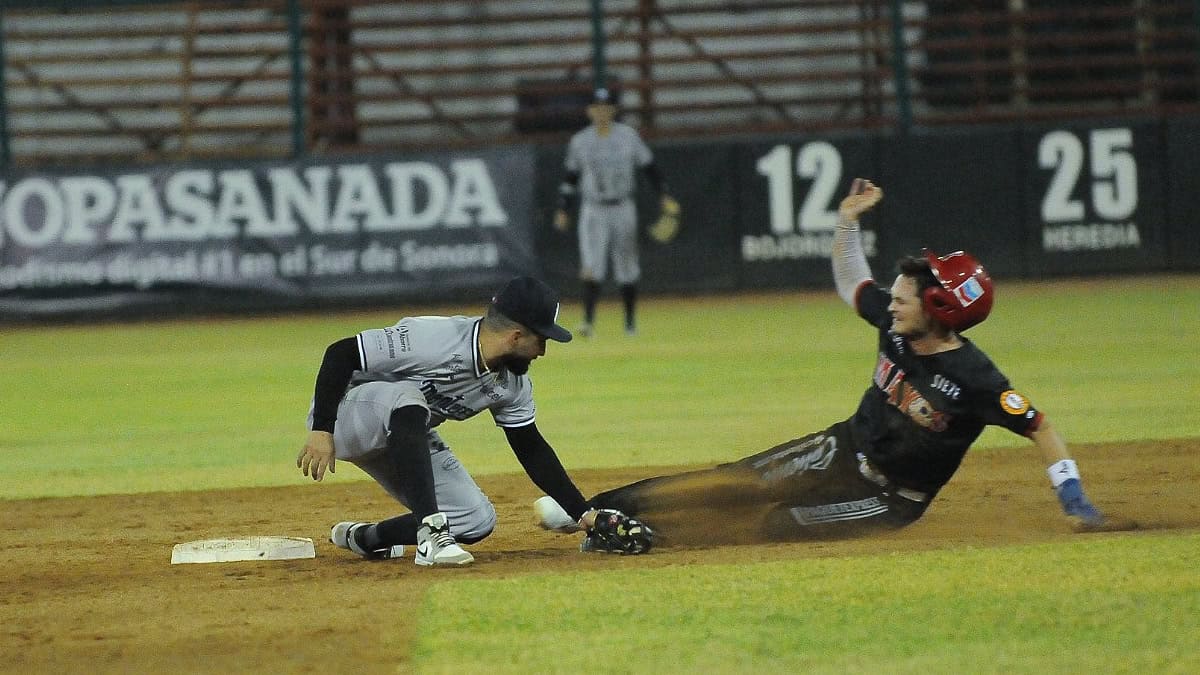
[920,249,994,331]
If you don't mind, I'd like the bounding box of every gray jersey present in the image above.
[565,122,653,203]
[566,122,652,284]
[305,315,523,541]
[352,315,536,429]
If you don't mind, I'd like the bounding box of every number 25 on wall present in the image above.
[755,141,843,234]
[1038,128,1138,223]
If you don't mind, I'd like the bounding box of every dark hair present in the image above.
[483,304,525,332]
[896,255,940,298]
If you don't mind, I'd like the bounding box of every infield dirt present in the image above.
[3,438,1196,673]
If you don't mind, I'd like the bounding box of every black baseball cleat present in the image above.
[330,521,404,559]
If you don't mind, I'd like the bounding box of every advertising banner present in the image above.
[1165,118,1200,270]
[5,116,1192,323]
[1019,120,1168,275]
[732,134,879,289]
[0,147,538,320]
[533,142,739,295]
[636,142,740,293]
[878,128,1025,278]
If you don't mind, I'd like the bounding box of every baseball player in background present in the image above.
[554,88,679,337]
[537,179,1122,551]
[296,276,647,565]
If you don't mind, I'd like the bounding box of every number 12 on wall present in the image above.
[756,142,844,235]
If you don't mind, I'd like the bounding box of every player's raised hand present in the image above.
[838,177,883,221]
[297,430,336,481]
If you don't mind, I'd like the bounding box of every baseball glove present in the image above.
[648,195,680,244]
[585,509,655,555]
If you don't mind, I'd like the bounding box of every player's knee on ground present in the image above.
[448,498,497,544]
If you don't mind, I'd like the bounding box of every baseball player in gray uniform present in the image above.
[554,88,677,337]
[296,276,647,565]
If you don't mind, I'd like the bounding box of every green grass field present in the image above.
[418,534,1200,674]
[3,274,1199,672]
[3,274,1197,500]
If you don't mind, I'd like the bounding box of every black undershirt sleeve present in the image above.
[310,336,361,433]
[504,423,590,520]
[556,170,580,210]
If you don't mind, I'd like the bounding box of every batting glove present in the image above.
[1055,478,1104,527]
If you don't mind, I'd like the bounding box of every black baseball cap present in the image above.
[591,87,616,105]
[491,276,573,343]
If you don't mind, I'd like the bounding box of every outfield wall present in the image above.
[545,116,1196,295]
[1,117,1195,320]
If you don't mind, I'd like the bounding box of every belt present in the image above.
[856,452,930,503]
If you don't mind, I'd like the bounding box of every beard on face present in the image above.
[500,355,532,375]
[892,315,931,340]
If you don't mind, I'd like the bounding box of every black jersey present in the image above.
[847,281,1042,494]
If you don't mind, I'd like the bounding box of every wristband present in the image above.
[1046,459,1081,488]
[578,508,597,529]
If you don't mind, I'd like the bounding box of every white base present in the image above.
[171,536,316,564]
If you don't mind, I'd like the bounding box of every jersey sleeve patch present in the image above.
[999,389,1031,415]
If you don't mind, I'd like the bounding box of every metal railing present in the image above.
[1,0,1197,169]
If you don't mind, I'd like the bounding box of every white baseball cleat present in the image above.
[534,496,582,533]
[414,512,474,566]
[330,521,404,559]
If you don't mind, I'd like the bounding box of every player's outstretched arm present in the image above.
[505,423,591,519]
[832,178,880,306]
[1030,420,1134,531]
